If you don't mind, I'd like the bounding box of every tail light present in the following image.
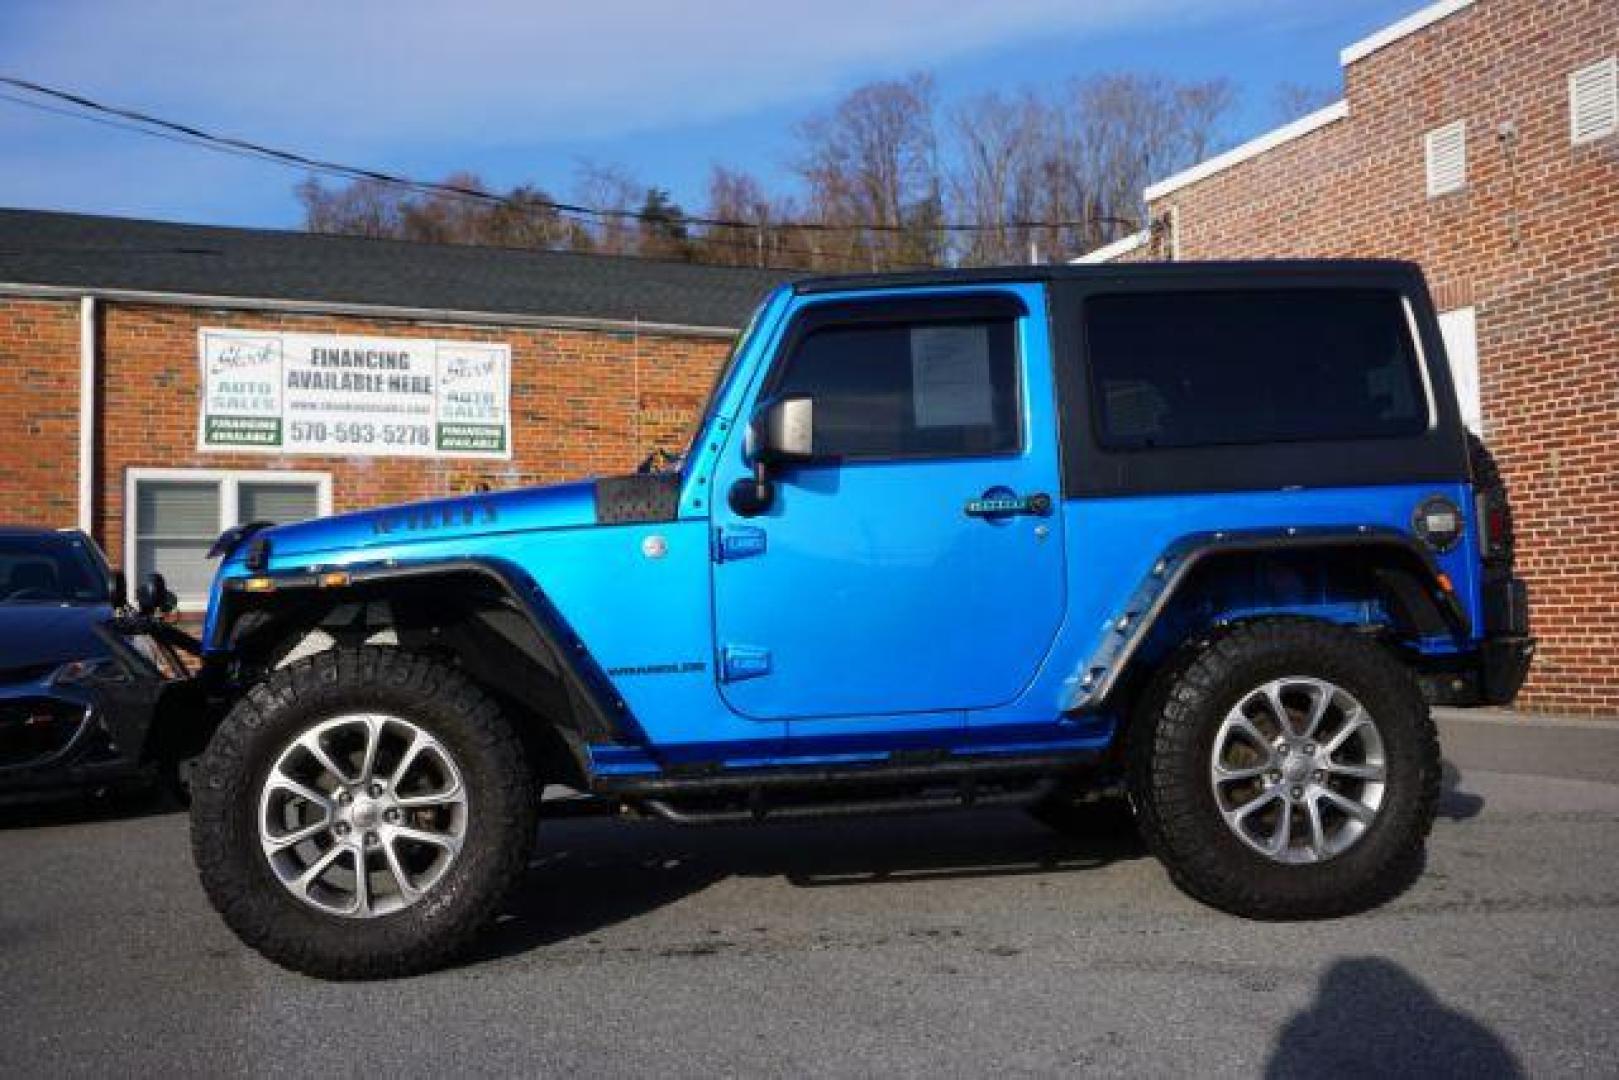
[1475,492,1510,561]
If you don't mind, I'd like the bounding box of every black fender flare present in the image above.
[211,556,646,747]
[1064,526,1468,713]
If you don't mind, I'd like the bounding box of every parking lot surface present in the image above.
[2,714,1616,1078]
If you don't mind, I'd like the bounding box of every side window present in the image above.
[1085,289,1430,450]
[772,313,1020,460]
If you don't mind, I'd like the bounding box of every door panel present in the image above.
[709,284,1065,723]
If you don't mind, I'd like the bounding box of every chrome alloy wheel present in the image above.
[1209,677,1388,865]
[258,714,469,918]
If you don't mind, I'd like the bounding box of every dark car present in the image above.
[0,526,194,802]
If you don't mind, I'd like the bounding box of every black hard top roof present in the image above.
[793,259,1424,294]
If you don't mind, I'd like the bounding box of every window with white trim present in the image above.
[1570,58,1618,145]
[126,470,330,609]
[1437,307,1481,434]
[1424,121,1467,197]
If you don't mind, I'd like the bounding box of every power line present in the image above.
[0,79,914,271]
[0,74,1139,241]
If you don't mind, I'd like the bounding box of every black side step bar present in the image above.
[640,777,1060,827]
[591,750,1100,799]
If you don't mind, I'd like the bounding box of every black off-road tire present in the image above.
[191,647,538,979]
[1129,619,1440,919]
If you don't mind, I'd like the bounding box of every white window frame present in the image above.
[1569,57,1618,145]
[1424,120,1467,197]
[1437,306,1482,434]
[124,468,332,611]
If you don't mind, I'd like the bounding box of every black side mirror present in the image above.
[110,570,129,609]
[732,397,815,516]
[136,572,177,617]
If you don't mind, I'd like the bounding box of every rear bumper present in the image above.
[1477,635,1536,705]
[1419,572,1534,708]
[1417,636,1536,708]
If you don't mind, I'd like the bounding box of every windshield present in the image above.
[0,533,110,604]
[682,296,771,462]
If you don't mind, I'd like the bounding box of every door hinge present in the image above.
[720,645,772,682]
[712,525,767,563]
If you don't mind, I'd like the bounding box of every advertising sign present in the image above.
[198,329,511,459]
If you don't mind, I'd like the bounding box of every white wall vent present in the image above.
[1570,58,1618,145]
[1424,121,1467,197]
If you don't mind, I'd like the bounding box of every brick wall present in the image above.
[0,297,731,569]
[0,298,80,528]
[1131,0,1618,713]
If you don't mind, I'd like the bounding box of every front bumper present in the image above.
[0,675,163,797]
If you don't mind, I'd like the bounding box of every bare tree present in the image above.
[571,160,642,255]
[294,69,1236,269]
[949,90,1048,265]
[396,171,499,245]
[480,183,584,250]
[793,73,943,270]
[1271,81,1338,123]
[296,176,404,238]
[1175,78,1238,163]
[297,172,580,251]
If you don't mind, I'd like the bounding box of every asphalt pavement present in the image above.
[1,712,1616,1078]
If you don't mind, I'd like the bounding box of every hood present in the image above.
[253,480,600,563]
[0,603,113,674]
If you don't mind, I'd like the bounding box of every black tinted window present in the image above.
[1085,289,1429,450]
[774,317,1019,460]
[0,534,107,604]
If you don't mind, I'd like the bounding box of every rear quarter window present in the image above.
[1084,289,1430,450]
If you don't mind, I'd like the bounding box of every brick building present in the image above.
[1079,0,1618,714]
[0,208,787,608]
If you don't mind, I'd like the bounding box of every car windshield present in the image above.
[680,295,772,463]
[0,533,109,604]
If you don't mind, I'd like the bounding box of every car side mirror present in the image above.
[136,572,177,617]
[110,570,129,609]
[755,396,815,464]
[732,397,815,517]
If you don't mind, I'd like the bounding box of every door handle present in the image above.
[964,490,1053,519]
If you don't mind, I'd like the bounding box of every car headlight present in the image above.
[52,657,130,685]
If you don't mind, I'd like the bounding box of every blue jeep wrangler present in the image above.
[189,261,1533,978]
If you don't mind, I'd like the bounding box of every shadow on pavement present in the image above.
[1438,760,1486,822]
[0,785,180,831]
[1266,957,1523,1079]
[474,805,1145,962]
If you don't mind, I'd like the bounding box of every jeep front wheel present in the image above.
[1131,619,1439,919]
[190,647,537,978]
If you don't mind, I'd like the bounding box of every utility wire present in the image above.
[0,80,908,270]
[0,75,1139,235]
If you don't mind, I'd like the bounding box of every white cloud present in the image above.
[5,1,1275,146]
[0,0,1278,221]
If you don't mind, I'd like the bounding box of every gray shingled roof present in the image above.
[0,208,795,329]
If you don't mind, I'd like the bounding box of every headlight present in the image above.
[52,657,130,685]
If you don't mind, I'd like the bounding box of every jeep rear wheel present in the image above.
[1130,619,1439,919]
[191,647,537,979]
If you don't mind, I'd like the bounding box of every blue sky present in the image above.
[0,0,1421,229]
